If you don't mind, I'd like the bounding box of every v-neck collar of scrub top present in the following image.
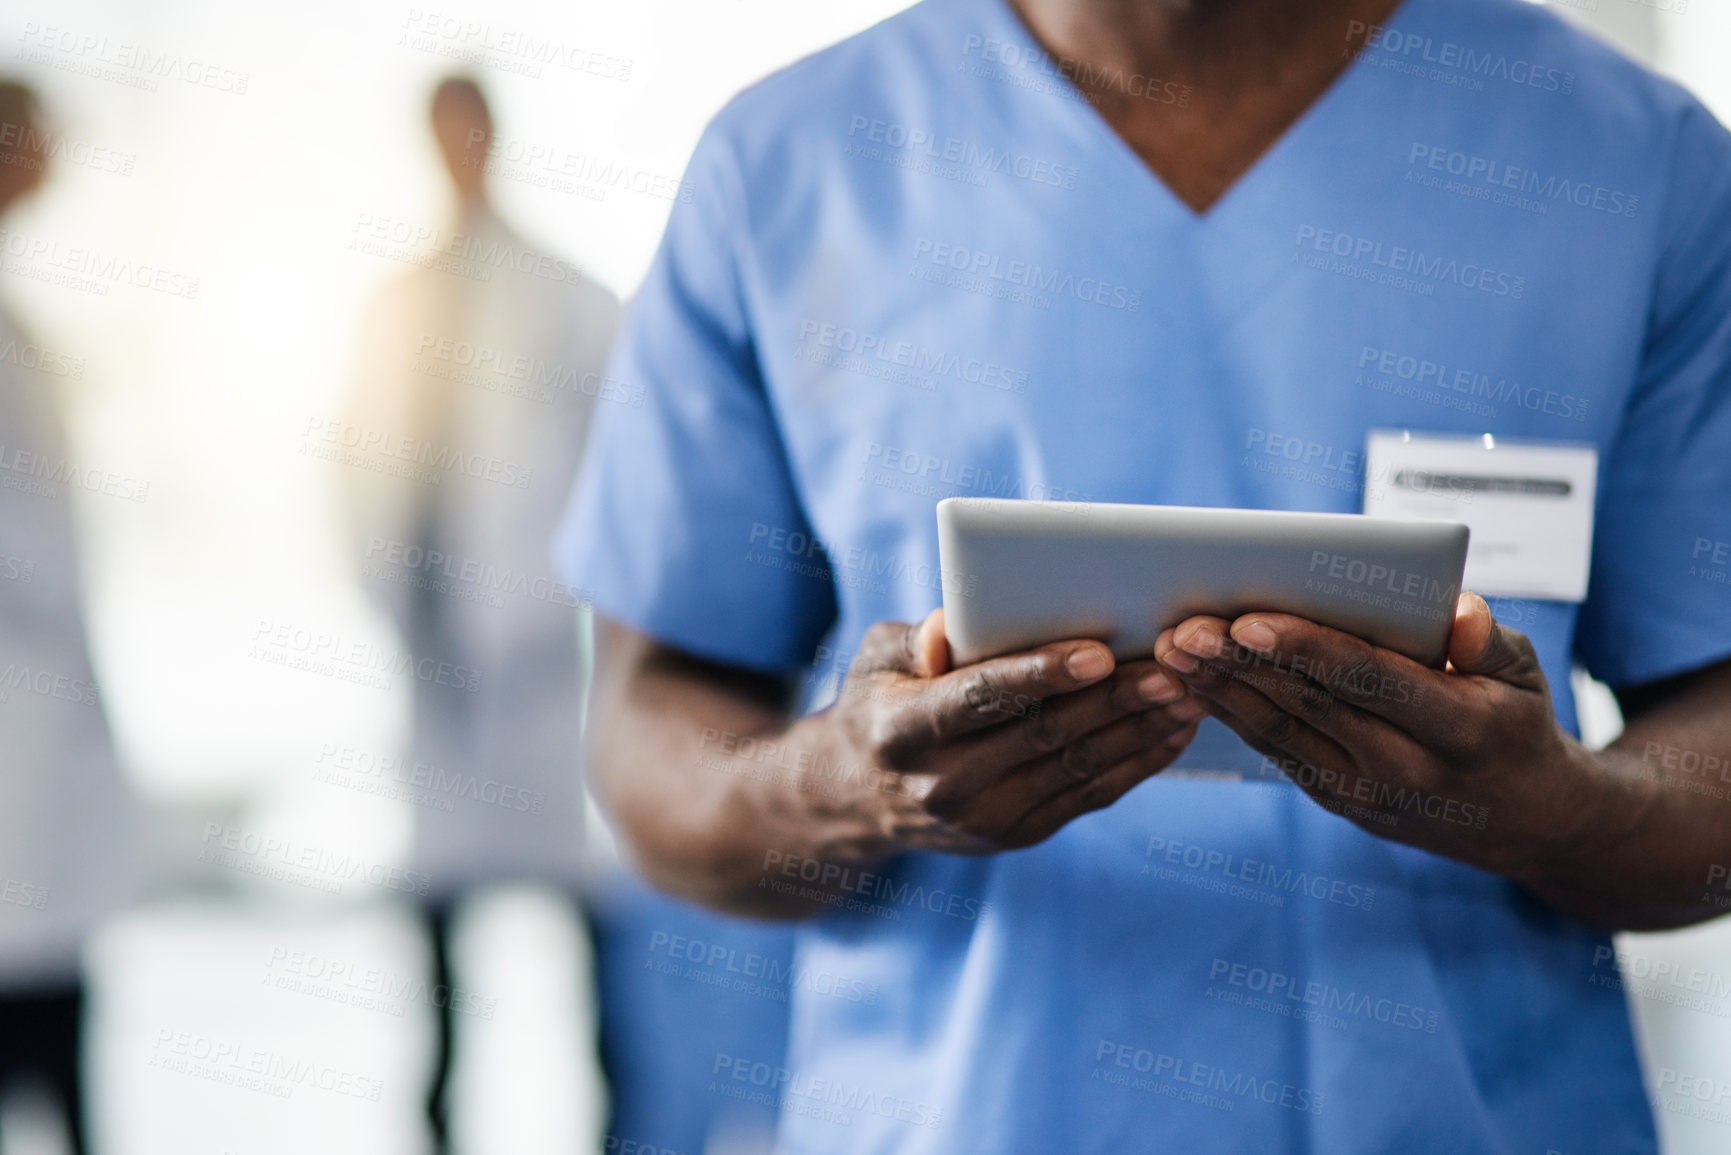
[960,0,1422,338]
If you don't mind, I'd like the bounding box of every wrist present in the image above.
[688,714,897,901]
[770,713,908,867]
[1509,736,1655,893]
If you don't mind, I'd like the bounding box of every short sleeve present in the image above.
[1576,99,1731,688]
[553,122,837,675]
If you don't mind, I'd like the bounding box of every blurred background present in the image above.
[0,0,1727,1152]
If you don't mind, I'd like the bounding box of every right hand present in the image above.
[787,608,1205,860]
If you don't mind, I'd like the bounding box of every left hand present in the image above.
[1153,592,1603,878]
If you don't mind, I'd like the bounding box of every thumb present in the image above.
[1446,592,1541,685]
[910,607,953,679]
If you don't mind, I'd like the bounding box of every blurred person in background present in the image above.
[341,75,620,1153]
[344,74,799,1155]
[0,79,142,1155]
[348,73,800,1155]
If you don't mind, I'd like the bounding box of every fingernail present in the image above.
[1176,624,1222,659]
[1138,671,1181,703]
[1067,647,1111,680]
[1163,649,1197,673]
[1231,620,1278,655]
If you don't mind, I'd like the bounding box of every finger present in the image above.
[1196,611,1456,740]
[879,636,1119,754]
[1446,592,1546,690]
[995,723,1200,849]
[1158,633,1358,776]
[913,608,952,679]
[1195,705,1438,847]
[902,658,1195,783]
[1155,616,1230,676]
[851,612,950,679]
[1159,621,1396,751]
[925,690,1207,819]
[1192,706,1360,814]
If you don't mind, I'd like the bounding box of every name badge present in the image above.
[1362,430,1598,602]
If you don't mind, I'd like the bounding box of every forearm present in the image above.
[1516,666,1731,931]
[1513,740,1697,930]
[587,625,889,919]
[588,613,1200,918]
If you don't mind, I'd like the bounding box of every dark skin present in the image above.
[592,611,1204,918]
[1154,600,1731,930]
[585,0,1731,930]
[1005,0,1405,212]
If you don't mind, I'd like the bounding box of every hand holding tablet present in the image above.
[932,498,1589,876]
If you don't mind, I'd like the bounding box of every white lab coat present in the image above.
[345,208,619,896]
[0,305,138,988]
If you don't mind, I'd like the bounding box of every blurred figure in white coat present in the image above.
[0,79,141,1155]
[342,76,619,1154]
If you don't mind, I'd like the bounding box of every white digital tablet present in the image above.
[937,499,1470,669]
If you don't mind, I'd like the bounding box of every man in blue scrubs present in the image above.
[558,0,1731,1148]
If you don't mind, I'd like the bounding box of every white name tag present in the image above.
[1363,430,1598,602]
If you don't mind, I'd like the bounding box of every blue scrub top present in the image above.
[558,0,1731,1148]
[589,876,795,1153]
